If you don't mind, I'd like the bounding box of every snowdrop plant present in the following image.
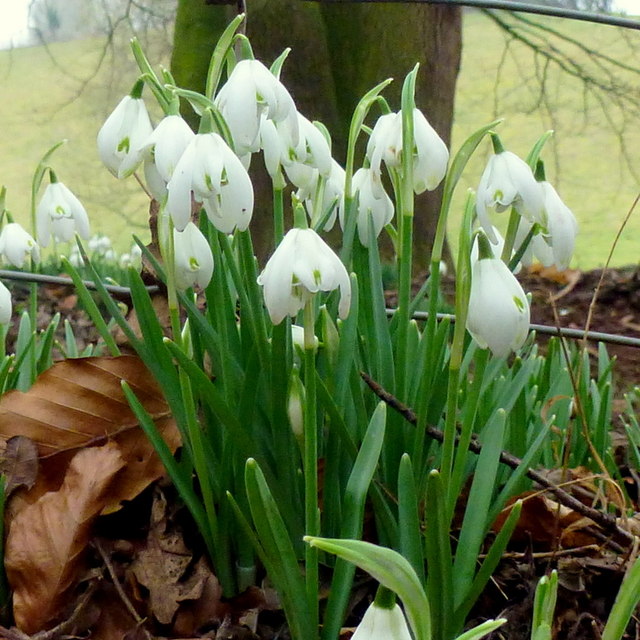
[35,172,90,247]
[54,17,640,640]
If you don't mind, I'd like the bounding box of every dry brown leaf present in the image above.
[6,444,125,634]
[130,489,198,625]
[0,436,38,497]
[0,355,181,513]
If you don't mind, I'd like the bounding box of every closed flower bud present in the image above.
[173,222,214,290]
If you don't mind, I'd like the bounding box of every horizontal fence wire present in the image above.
[1,269,639,348]
[302,0,640,30]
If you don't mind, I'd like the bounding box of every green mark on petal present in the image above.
[513,296,526,312]
[117,137,131,153]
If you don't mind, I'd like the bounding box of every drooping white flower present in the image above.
[540,181,578,271]
[257,228,351,325]
[215,58,299,157]
[466,255,530,358]
[166,132,254,233]
[97,90,153,179]
[367,109,449,194]
[141,115,195,184]
[173,222,214,290]
[351,601,413,640]
[283,114,332,187]
[36,180,90,247]
[0,281,12,325]
[119,243,143,271]
[344,167,394,247]
[475,150,545,243]
[0,223,39,268]
[295,159,345,232]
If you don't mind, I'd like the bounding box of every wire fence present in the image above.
[4,268,640,349]
[302,0,640,30]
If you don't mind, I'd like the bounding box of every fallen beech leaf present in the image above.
[0,356,181,513]
[0,436,38,497]
[131,489,210,625]
[6,444,125,634]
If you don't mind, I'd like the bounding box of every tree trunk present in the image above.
[170,1,462,264]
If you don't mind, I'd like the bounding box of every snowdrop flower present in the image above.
[467,236,530,357]
[351,600,413,640]
[97,82,153,179]
[367,109,449,194]
[141,115,195,185]
[173,222,214,290]
[215,58,299,157]
[343,167,394,247]
[540,181,578,270]
[0,281,12,325]
[283,114,332,187]
[257,228,351,325]
[475,149,544,244]
[36,179,90,247]
[119,243,143,271]
[0,223,39,268]
[166,132,253,233]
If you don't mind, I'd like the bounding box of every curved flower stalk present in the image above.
[367,108,449,194]
[36,176,90,247]
[257,227,351,325]
[97,80,153,179]
[173,221,214,290]
[166,132,254,233]
[466,241,530,358]
[341,167,394,247]
[0,223,39,268]
[475,145,544,244]
[141,115,196,199]
[214,58,299,158]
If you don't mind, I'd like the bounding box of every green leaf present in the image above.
[305,536,431,640]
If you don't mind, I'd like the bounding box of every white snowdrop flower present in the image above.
[173,221,214,290]
[0,223,39,268]
[257,227,351,325]
[97,87,153,179]
[466,252,530,358]
[215,58,299,157]
[351,601,413,640]
[166,132,254,233]
[343,167,394,247]
[0,281,12,325]
[367,109,449,194]
[36,180,90,247]
[475,150,545,243]
[540,181,578,271]
[141,115,195,184]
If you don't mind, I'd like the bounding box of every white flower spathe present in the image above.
[0,281,12,325]
[257,228,351,325]
[466,257,530,358]
[367,109,449,194]
[475,151,545,243]
[36,182,90,247]
[344,167,394,247]
[215,59,299,157]
[166,132,254,234]
[97,95,153,178]
[173,222,214,290]
[540,181,578,271]
[351,602,413,640]
[0,223,39,268]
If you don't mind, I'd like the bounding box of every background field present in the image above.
[0,9,639,268]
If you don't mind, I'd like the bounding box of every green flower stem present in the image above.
[303,300,319,635]
[395,65,418,401]
[273,186,284,248]
[500,207,521,266]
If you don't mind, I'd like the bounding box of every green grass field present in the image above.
[1,11,639,268]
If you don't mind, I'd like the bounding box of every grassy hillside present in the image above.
[0,12,639,267]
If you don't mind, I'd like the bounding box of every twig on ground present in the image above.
[360,371,635,548]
